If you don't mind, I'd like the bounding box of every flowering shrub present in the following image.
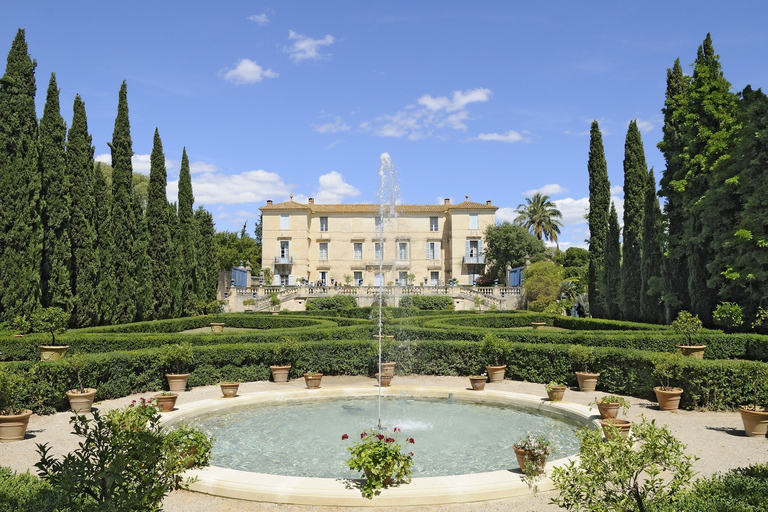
[514,432,552,487]
[164,422,215,474]
[343,427,414,499]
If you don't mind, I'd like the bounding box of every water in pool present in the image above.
[195,396,583,478]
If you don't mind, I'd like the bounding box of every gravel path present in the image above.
[2,375,766,511]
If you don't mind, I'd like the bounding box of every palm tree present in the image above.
[514,193,564,243]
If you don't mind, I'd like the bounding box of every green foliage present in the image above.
[524,261,563,305]
[551,418,696,511]
[604,202,622,319]
[481,333,506,365]
[514,192,563,243]
[652,351,684,390]
[163,422,214,472]
[174,148,197,316]
[214,230,261,272]
[670,463,768,511]
[569,344,594,373]
[0,366,24,415]
[0,467,67,511]
[146,128,172,320]
[158,342,195,375]
[193,207,219,304]
[641,169,664,324]
[398,295,453,310]
[30,307,69,345]
[671,310,703,345]
[587,120,611,319]
[272,336,299,366]
[306,295,358,311]
[712,302,744,332]
[483,221,545,279]
[344,428,414,499]
[594,395,630,415]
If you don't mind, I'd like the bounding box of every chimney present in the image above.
[308,197,314,204]
[486,200,492,205]
[267,200,273,206]
[444,198,450,205]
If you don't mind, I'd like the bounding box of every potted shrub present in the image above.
[208,299,227,332]
[652,352,685,411]
[513,432,552,488]
[159,342,195,393]
[482,333,507,382]
[0,367,32,442]
[270,337,298,383]
[738,360,768,437]
[600,418,633,440]
[242,298,257,312]
[671,310,705,358]
[163,422,214,470]
[593,395,630,419]
[269,292,281,314]
[545,381,567,402]
[153,391,178,412]
[469,373,487,391]
[303,371,323,389]
[63,353,98,414]
[31,306,70,361]
[342,427,415,499]
[569,344,600,392]
[219,381,240,398]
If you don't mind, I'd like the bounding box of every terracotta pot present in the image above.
[486,364,507,383]
[154,393,178,412]
[677,344,706,359]
[210,322,225,333]
[66,388,97,413]
[596,401,621,419]
[546,385,566,402]
[166,373,190,393]
[379,362,396,377]
[39,345,69,362]
[513,446,547,475]
[219,382,240,398]
[575,371,600,392]
[600,418,632,440]
[0,409,33,442]
[739,405,768,437]
[375,373,392,387]
[469,376,487,391]
[654,386,684,411]
[303,373,323,389]
[270,365,291,383]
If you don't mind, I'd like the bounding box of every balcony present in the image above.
[463,255,486,265]
[274,256,293,265]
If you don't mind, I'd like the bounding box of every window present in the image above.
[353,242,363,260]
[319,242,328,260]
[320,217,328,232]
[426,242,439,260]
[430,271,439,286]
[280,240,290,260]
[354,271,363,285]
[466,240,483,262]
[280,214,289,229]
[469,213,478,230]
[429,217,438,232]
[319,271,328,286]
[398,242,408,260]
[375,242,383,260]
[375,216,383,232]
[399,271,408,284]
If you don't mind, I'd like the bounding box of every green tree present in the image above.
[621,120,647,322]
[194,207,219,304]
[587,120,611,318]
[108,81,137,323]
[482,222,546,280]
[146,128,172,319]
[514,192,563,244]
[66,95,100,327]
[39,73,72,313]
[0,29,42,320]
[214,230,262,272]
[524,260,563,306]
[604,202,622,320]
[641,169,664,324]
[132,192,154,322]
[93,163,116,325]
[175,148,197,315]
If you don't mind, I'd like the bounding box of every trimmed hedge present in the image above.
[0,467,67,511]
[398,295,453,310]
[305,295,358,310]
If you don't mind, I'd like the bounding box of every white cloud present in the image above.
[524,184,568,196]
[95,153,110,164]
[312,171,361,203]
[222,59,278,85]
[554,197,589,226]
[635,118,654,133]
[189,161,218,175]
[168,169,291,205]
[495,207,517,223]
[247,14,269,25]
[285,30,335,62]
[610,185,624,196]
[93,153,174,176]
[417,88,491,112]
[313,117,350,134]
[477,130,531,143]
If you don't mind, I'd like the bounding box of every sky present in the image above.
[3,2,768,250]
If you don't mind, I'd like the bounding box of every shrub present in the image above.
[670,463,768,511]
[306,296,358,311]
[163,422,215,473]
[30,307,69,346]
[712,302,744,332]
[0,467,67,512]
[343,427,414,499]
[671,311,703,345]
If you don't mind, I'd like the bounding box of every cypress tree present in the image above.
[621,120,647,322]
[176,148,197,314]
[194,207,219,304]
[66,95,100,327]
[146,128,172,319]
[168,201,184,316]
[94,163,116,324]
[587,120,610,318]
[108,81,137,323]
[604,202,622,320]
[0,29,41,320]
[641,169,664,324]
[39,73,73,312]
[657,58,691,314]
[132,191,154,321]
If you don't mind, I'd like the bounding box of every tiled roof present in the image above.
[260,199,498,213]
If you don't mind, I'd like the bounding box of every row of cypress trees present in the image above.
[589,33,768,326]
[0,29,218,327]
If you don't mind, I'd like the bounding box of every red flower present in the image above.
[341,434,349,440]
[409,452,414,457]
[407,438,415,444]
[393,427,401,433]
[360,432,367,439]
[385,437,394,443]
[376,434,385,440]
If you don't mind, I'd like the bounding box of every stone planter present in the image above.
[546,385,567,402]
[575,371,600,392]
[270,365,291,383]
[303,373,323,389]
[0,409,33,442]
[486,364,507,383]
[600,418,632,440]
[210,322,225,333]
[66,388,97,414]
[39,345,69,362]
[531,322,547,330]
[513,446,547,475]
[739,406,768,437]
[654,386,684,411]
[469,376,487,391]
[154,393,179,412]
[166,373,190,393]
[219,382,240,398]
[677,344,706,359]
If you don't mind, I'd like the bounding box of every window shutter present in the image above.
[288,275,295,286]
[426,241,430,259]
[465,240,471,259]
[478,240,483,257]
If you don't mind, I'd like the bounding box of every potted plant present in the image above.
[513,432,552,488]
[342,427,415,499]
[219,381,240,398]
[242,298,257,312]
[652,352,685,411]
[0,367,32,442]
[153,391,178,412]
[473,296,486,313]
[569,344,600,392]
[270,337,298,383]
[738,360,768,437]
[208,299,227,332]
[303,371,323,389]
[482,333,507,382]
[593,395,630,419]
[159,342,195,393]
[600,417,633,440]
[31,306,70,361]
[545,381,567,402]
[469,373,487,391]
[163,422,214,470]
[63,353,98,414]
[269,292,281,314]
[671,310,705,359]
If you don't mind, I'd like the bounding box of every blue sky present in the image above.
[3,2,768,249]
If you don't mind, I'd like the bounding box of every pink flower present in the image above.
[361,432,367,439]
[376,434,385,440]
[407,438,415,444]
[341,434,349,440]
[409,452,414,457]
[385,437,394,443]
[393,427,401,433]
